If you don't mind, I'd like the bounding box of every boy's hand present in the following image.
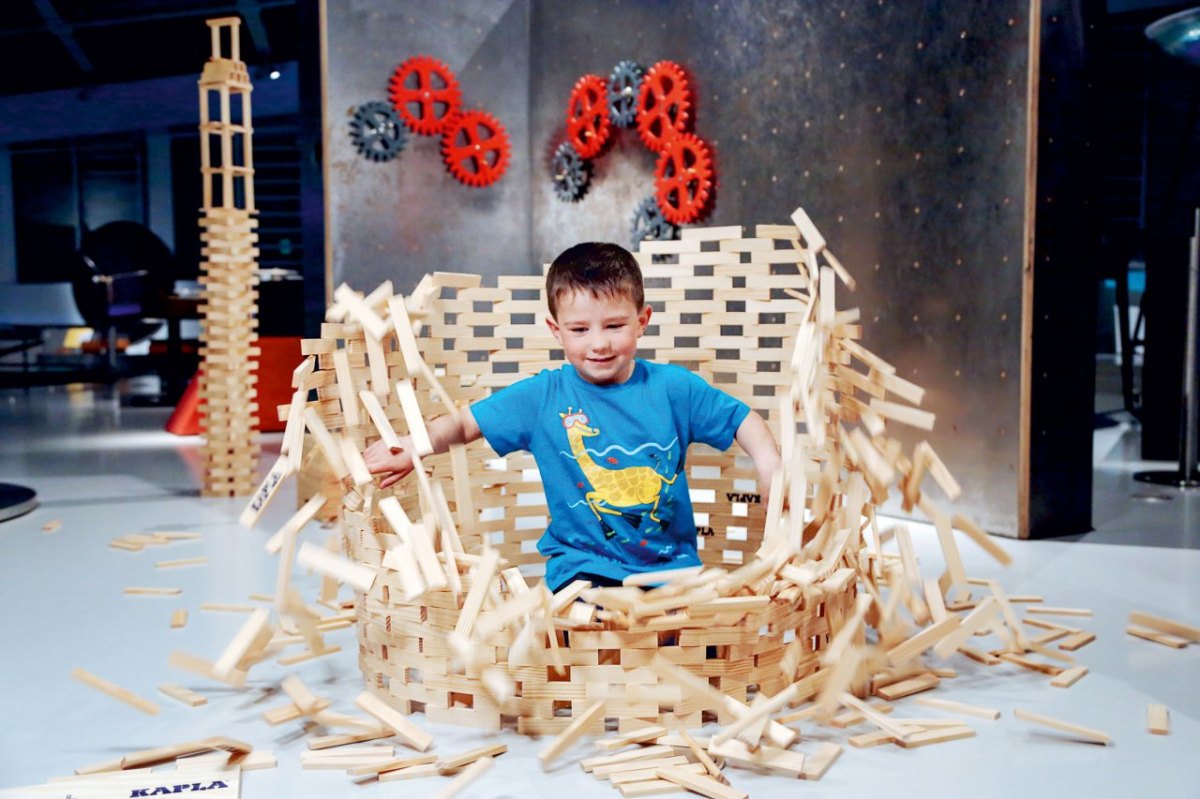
[363,438,414,489]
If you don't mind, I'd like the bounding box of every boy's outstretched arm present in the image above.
[734,411,782,505]
[363,406,483,489]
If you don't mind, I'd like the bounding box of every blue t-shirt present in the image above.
[471,359,750,591]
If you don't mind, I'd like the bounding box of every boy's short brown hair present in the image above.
[545,242,645,318]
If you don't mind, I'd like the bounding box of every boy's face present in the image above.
[546,289,652,386]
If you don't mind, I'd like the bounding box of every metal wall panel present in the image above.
[322,0,531,293]
[325,1,1039,536]
[529,1,1031,535]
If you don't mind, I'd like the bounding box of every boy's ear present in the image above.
[545,314,563,344]
[637,304,652,334]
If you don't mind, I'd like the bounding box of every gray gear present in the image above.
[631,195,678,249]
[608,60,644,128]
[552,141,591,202]
[350,101,407,162]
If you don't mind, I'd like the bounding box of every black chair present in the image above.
[68,221,177,371]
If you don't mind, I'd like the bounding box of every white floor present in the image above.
[1,385,1198,798]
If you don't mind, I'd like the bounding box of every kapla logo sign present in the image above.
[129,781,230,796]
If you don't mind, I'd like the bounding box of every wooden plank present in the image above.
[707,738,805,778]
[913,696,1000,720]
[155,556,209,569]
[951,514,1012,566]
[212,607,270,678]
[618,780,686,797]
[453,546,500,639]
[360,389,403,450]
[594,726,668,751]
[347,753,438,777]
[539,700,606,768]
[170,609,188,629]
[1129,610,1200,643]
[1126,625,1188,648]
[395,379,433,456]
[377,763,441,782]
[297,542,376,592]
[303,406,349,480]
[1050,665,1088,688]
[1058,630,1097,651]
[874,672,940,701]
[354,690,434,752]
[1026,606,1094,618]
[887,616,960,665]
[119,736,253,770]
[436,743,507,773]
[70,668,160,715]
[433,756,494,799]
[1147,704,1170,735]
[655,766,747,799]
[1013,708,1111,745]
[581,746,675,773]
[895,725,976,749]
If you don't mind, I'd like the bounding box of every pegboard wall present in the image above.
[322,0,1098,537]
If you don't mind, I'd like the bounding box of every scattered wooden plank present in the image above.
[433,755,494,799]
[70,667,159,715]
[436,743,507,774]
[1126,625,1189,649]
[913,696,1000,720]
[895,725,976,749]
[1050,666,1089,689]
[297,542,377,593]
[155,556,209,569]
[355,690,434,752]
[874,672,940,701]
[1058,631,1096,651]
[540,700,606,769]
[595,726,667,751]
[1026,606,1093,618]
[170,609,188,629]
[124,587,182,596]
[1147,704,1170,735]
[1129,610,1200,643]
[580,746,675,773]
[655,766,747,799]
[1013,708,1111,745]
[157,683,207,707]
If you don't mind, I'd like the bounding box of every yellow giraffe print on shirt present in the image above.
[559,407,678,532]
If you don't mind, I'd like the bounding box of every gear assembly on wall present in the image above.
[350,54,511,188]
[550,59,715,247]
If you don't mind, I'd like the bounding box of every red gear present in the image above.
[654,132,713,225]
[566,74,612,159]
[441,110,511,188]
[636,61,692,152]
[388,55,463,136]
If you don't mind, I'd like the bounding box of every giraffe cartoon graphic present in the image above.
[559,407,679,538]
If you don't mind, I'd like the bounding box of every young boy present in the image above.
[364,242,781,592]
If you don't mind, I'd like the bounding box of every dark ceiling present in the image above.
[0,0,298,97]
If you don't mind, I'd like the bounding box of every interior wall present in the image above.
[528,1,1031,536]
[323,1,1100,537]
[321,0,532,295]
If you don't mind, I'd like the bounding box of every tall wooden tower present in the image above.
[197,17,260,497]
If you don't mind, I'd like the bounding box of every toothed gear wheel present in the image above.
[636,60,692,152]
[631,195,678,248]
[566,74,612,159]
[441,110,511,187]
[349,101,407,162]
[388,55,463,136]
[552,141,591,202]
[607,60,644,128]
[654,132,713,225]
